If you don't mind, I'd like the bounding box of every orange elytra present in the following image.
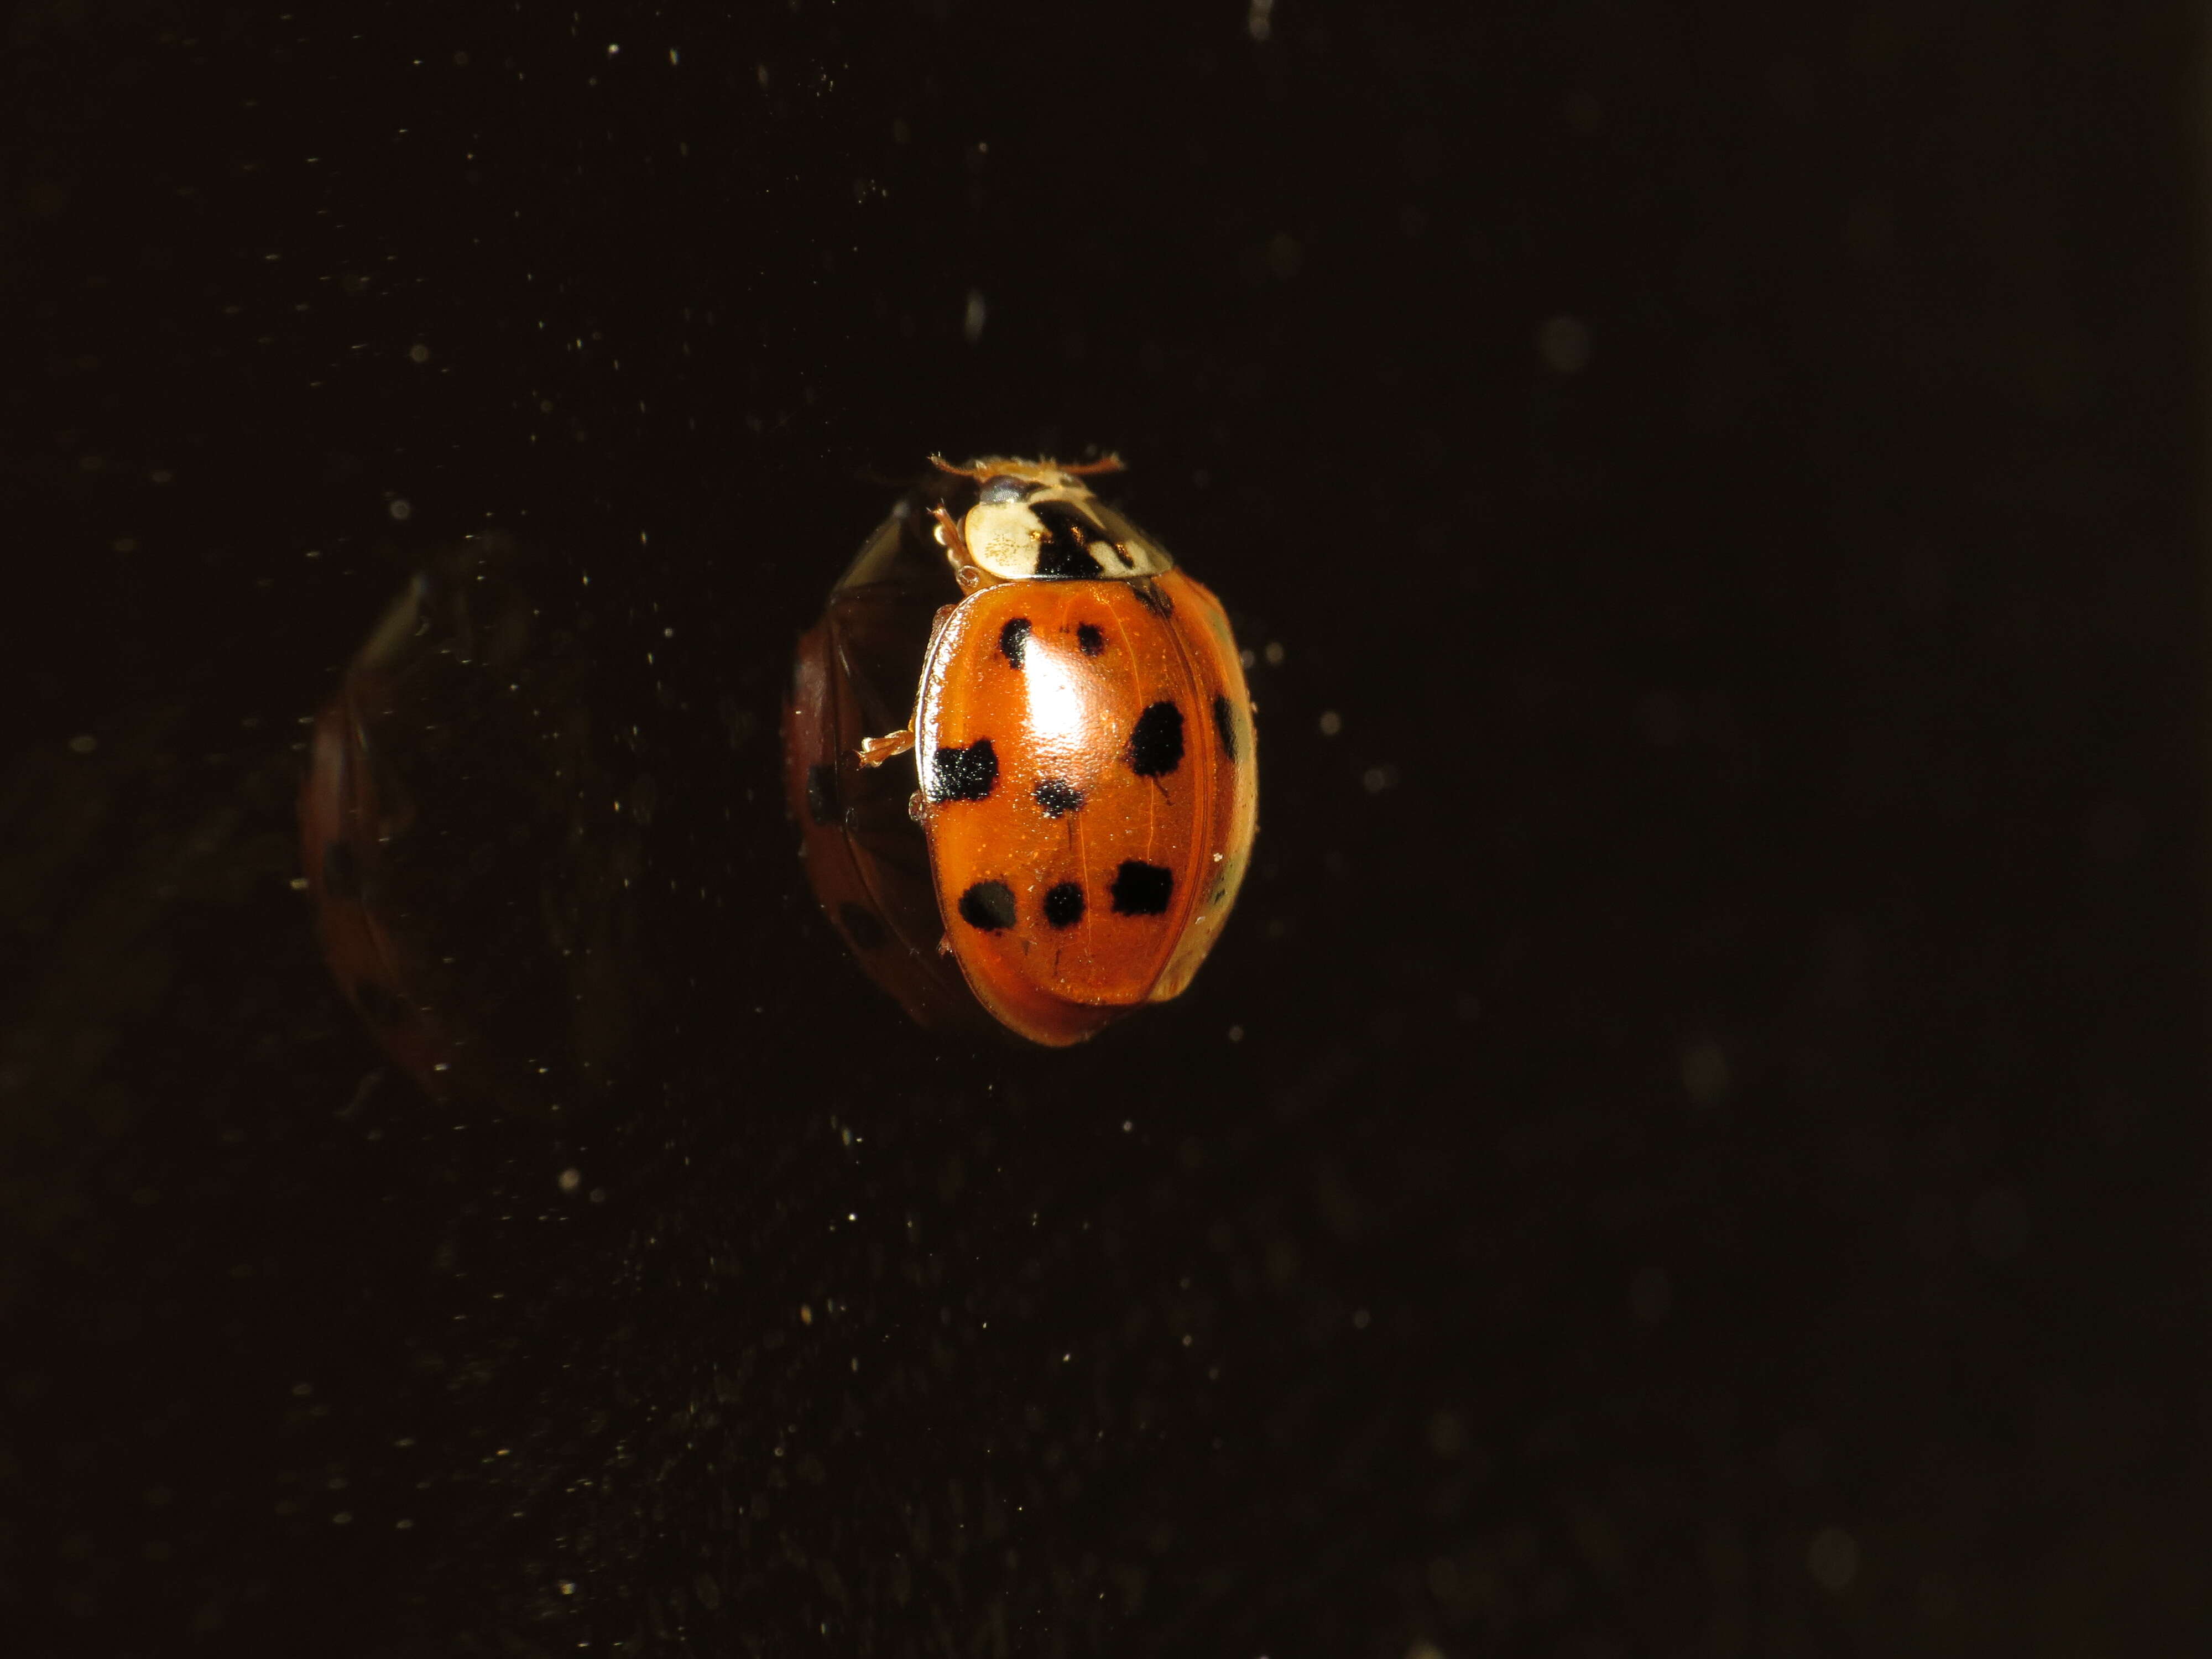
[806,455,1257,1046]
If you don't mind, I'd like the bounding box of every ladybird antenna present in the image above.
[930,452,1127,481]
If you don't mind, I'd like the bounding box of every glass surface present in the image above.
[6,4,2206,1655]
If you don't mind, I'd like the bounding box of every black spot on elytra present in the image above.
[1212,693,1239,763]
[978,475,1042,505]
[1076,622,1105,657]
[1110,860,1175,916]
[321,840,364,901]
[1043,881,1086,928]
[1128,701,1185,777]
[957,879,1018,931]
[998,617,1032,669]
[1030,500,1104,578]
[1033,777,1084,817]
[928,737,998,802]
[1130,577,1173,617]
[805,763,839,826]
[837,902,888,950]
[352,978,409,1027]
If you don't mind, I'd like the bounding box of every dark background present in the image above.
[4,1,2207,1653]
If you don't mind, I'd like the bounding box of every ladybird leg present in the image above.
[928,503,969,560]
[858,601,958,769]
[855,728,915,768]
[929,504,990,594]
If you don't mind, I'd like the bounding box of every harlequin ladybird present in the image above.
[849,455,1259,1047]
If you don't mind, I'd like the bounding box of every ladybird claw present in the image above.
[856,728,915,768]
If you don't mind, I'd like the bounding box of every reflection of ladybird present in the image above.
[298,575,462,1094]
[299,535,643,1110]
[782,500,1000,1036]
[837,455,1258,1046]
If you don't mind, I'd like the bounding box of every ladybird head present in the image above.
[928,455,1175,585]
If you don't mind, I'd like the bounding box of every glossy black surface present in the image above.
[6,3,2206,1656]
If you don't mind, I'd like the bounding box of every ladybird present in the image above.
[847,455,1259,1046]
